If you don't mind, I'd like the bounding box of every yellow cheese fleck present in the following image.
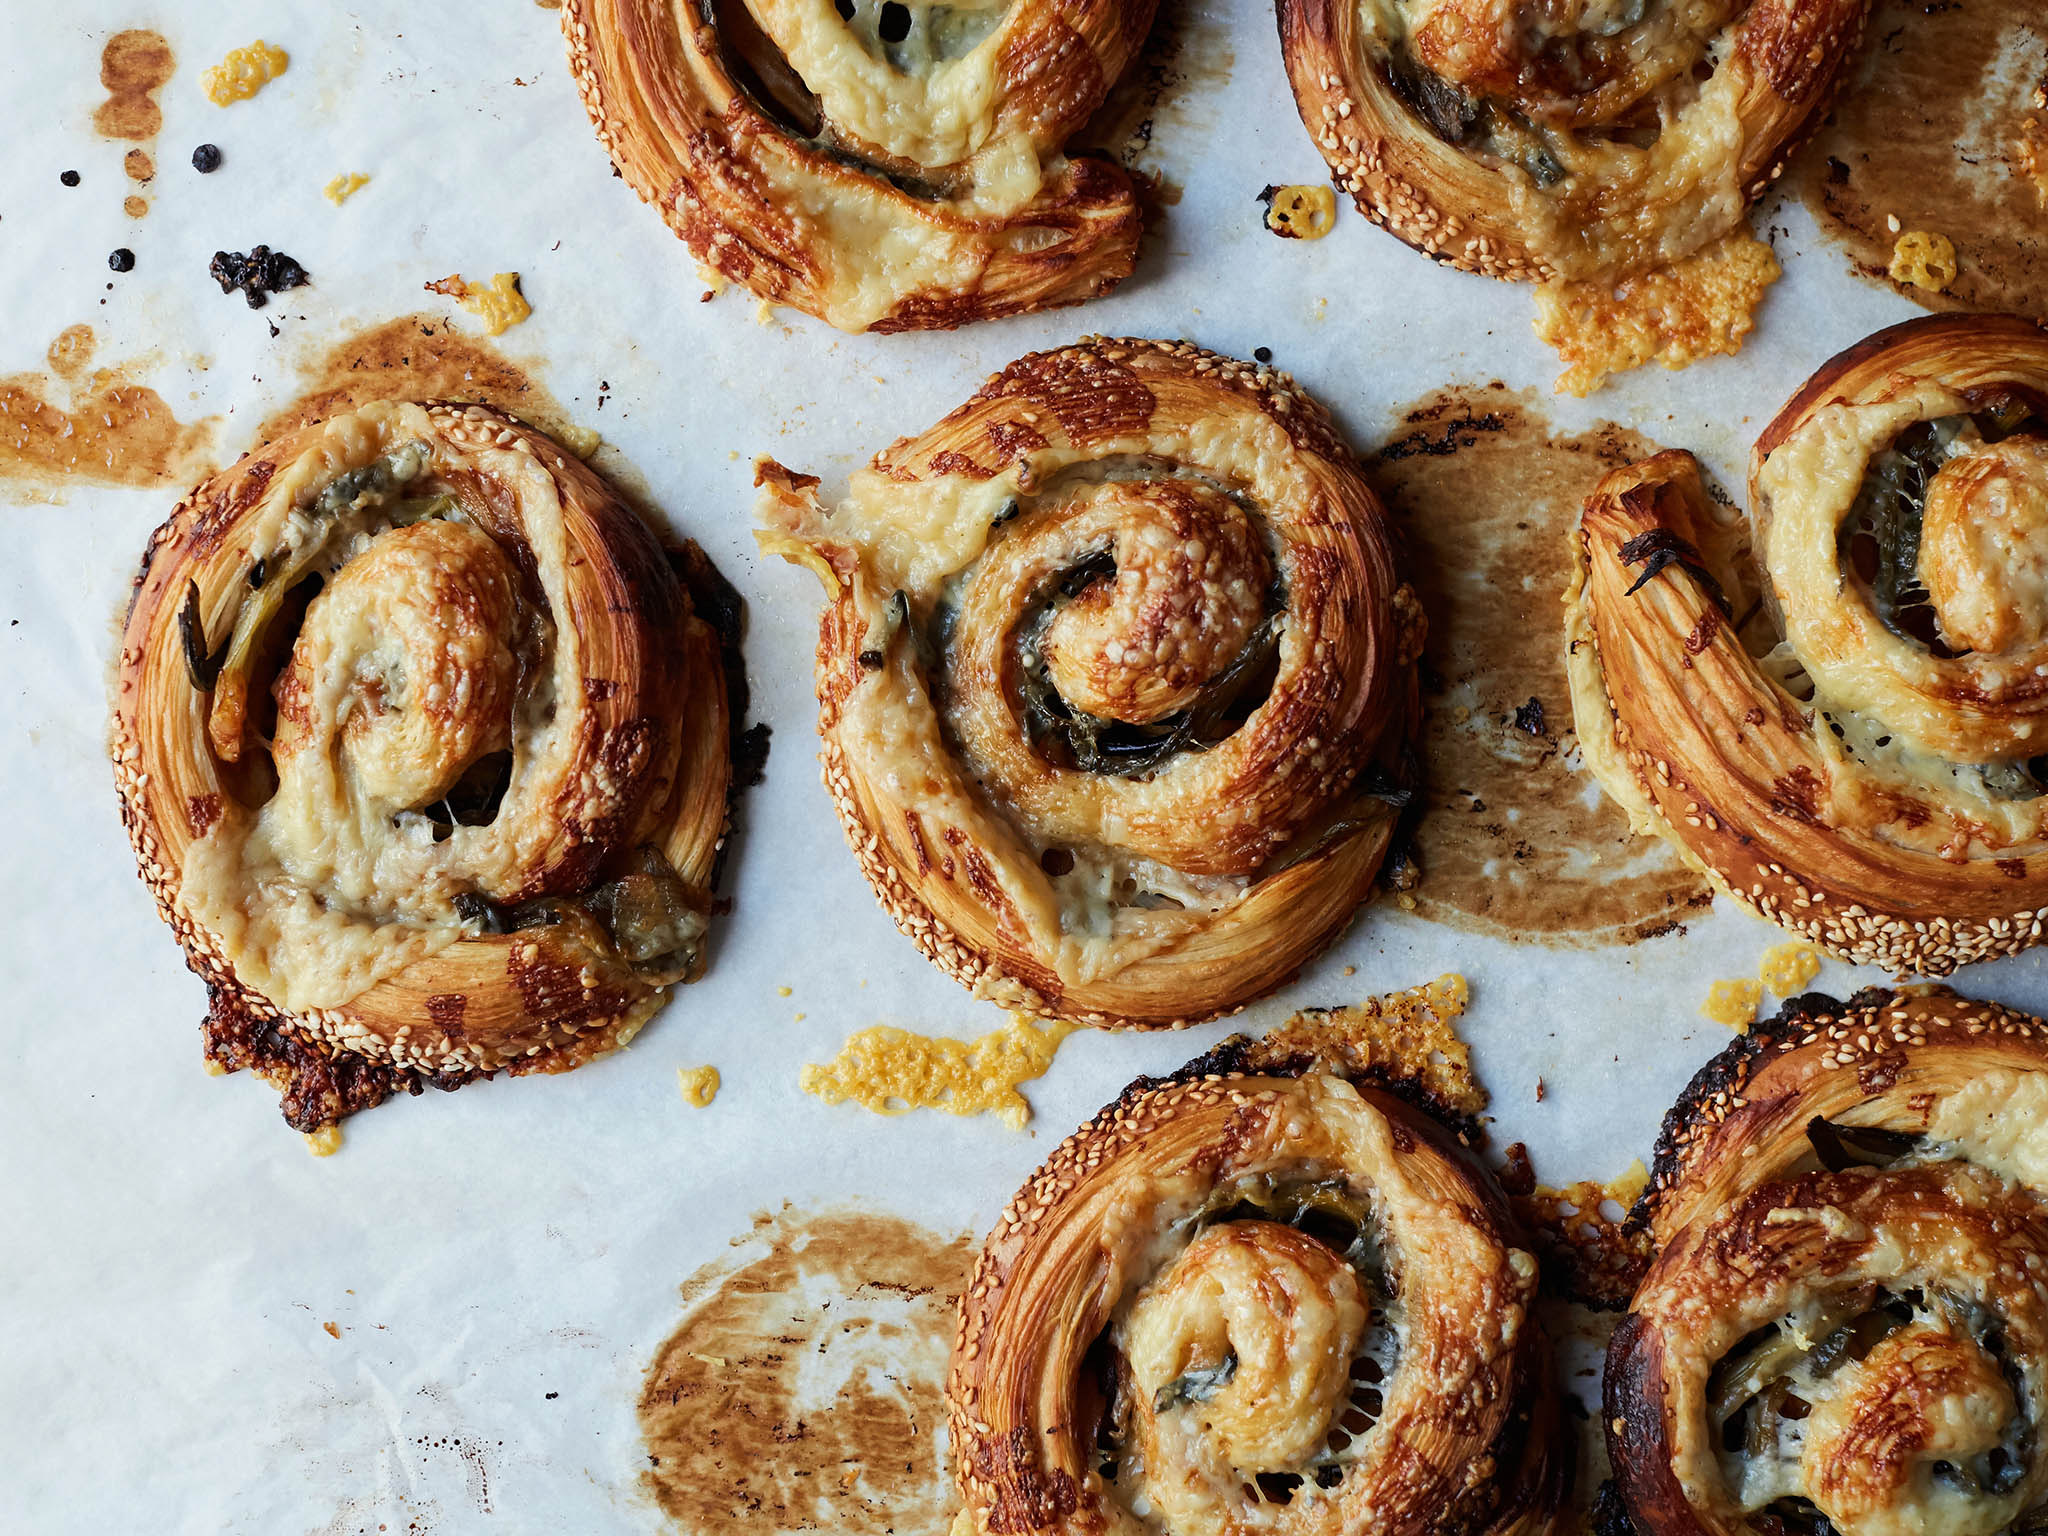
[1888,229,1958,293]
[203,40,289,106]
[676,1065,720,1108]
[1264,184,1337,240]
[323,172,370,206]
[1701,978,1763,1031]
[555,422,601,459]
[1760,941,1824,998]
[754,526,844,597]
[2018,115,2048,211]
[777,985,793,997]
[1533,229,1781,396]
[800,1014,1081,1131]
[303,1124,343,1157]
[426,272,531,336]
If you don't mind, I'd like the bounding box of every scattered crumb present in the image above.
[323,172,370,206]
[1759,941,1823,998]
[321,1321,341,1340]
[1261,184,1337,240]
[1533,229,1781,395]
[777,985,793,997]
[799,1014,1081,1131]
[555,422,601,458]
[1535,1076,1546,1103]
[1342,965,1357,977]
[1701,977,1763,1032]
[1888,229,1958,293]
[676,1065,720,1108]
[303,1124,343,1157]
[794,1012,807,1022]
[426,272,531,336]
[203,40,288,106]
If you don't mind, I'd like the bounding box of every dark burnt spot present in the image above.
[1998,858,2029,880]
[1373,412,1508,462]
[1769,766,1825,825]
[425,993,468,1041]
[986,419,1049,461]
[209,245,310,310]
[929,449,995,479]
[184,791,222,837]
[583,676,620,702]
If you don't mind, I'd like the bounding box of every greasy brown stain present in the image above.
[0,326,212,491]
[639,1207,974,1535]
[93,30,174,141]
[1076,1,1235,215]
[1793,2,2047,318]
[123,195,148,218]
[1369,386,1711,945]
[123,148,153,182]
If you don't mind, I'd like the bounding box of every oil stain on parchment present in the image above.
[0,325,212,491]
[1793,1,2047,318]
[95,30,174,220]
[1078,0,1235,229]
[1369,386,1711,946]
[639,1206,975,1535]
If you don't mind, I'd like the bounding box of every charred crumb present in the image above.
[191,143,222,173]
[1254,346,1274,364]
[60,169,80,187]
[209,245,309,308]
[734,723,771,789]
[1513,697,1546,736]
[108,248,135,273]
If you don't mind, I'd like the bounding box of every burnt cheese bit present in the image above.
[60,169,80,187]
[208,245,309,308]
[108,248,136,273]
[191,143,222,174]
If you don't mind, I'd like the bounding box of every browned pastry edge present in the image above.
[111,404,746,1132]
[560,0,1150,331]
[1274,0,1868,282]
[949,1045,1567,1536]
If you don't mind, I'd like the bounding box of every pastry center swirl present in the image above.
[1919,437,2048,658]
[1122,1221,1367,1494]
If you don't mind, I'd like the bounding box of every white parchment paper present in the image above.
[2,3,2043,1531]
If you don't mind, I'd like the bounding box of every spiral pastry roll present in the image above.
[1605,986,2048,1536]
[1276,0,1867,283]
[949,1031,1564,1536]
[111,401,735,1133]
[757,338,1422,1027]
[561,0,1152,333]
[1568,315,2048,975]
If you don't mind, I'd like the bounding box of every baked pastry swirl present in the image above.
[111,401,736,1133]
[757,338,1423,1027]
[1567,315,2048,975]
[561,0,1152,332]
[1605,986,2048,1536]
[1276,0,1868,283]
[949,1026,1564,1536]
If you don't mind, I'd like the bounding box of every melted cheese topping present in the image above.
[1924,1068,2048,1188]
[203,40,289,106]
[323,172,370,206]
[303,1124,343,1157]
[799,1013,1080,1129]
[1888,230,1959,294]
[1533,228,1780,395]
[1265,185,1339,239]
[428,273,531,336]
[676,1065,720,1107]
[1702,977,1762,1031]
[1760,941,1823,997]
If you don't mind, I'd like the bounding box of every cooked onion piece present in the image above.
[757,338,1423,1027]
[1277,0,1867,284]
[561,0,1152,332]
[949,1029,1563,1536]
[1606,987,2048,1536]
[1567,315,2048,974]
[112,400,736,1134]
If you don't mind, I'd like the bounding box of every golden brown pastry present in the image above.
[949,1022,1564,1536]
[1567,315,2048,975]
[111,401,736,1135]
[1606,986,2048,1536]
[1276,0,1867,284]
[560,0,1152,332]
[756,338,1423,1028]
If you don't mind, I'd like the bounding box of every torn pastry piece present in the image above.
[949,1020,1565,1536]
[111,401,737,1135]
[1567,315,2048,974]
[757,337,1424,1027]
[1605,986,2048,1536]
[560,0,1152,332]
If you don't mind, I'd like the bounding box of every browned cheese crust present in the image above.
[948,1040,1566,1536]
[1605,987,2048,1536]
[1569,316,2048,975]
[111,401,734,1133]
[560,0,1153,332]
[1276,0,1868,283]
[758,337,1425,1029]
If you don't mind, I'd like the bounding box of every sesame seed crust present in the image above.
[556,0,1149,333]
[1273,0,1867,284]
[111,400,738,1135]
[946,1047,1564,1536]
[760,338,1425,1029]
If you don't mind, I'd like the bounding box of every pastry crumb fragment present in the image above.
[1534,229,1781,396]
[676,1065,719,1107]
[1888,229,1958,293]
[323,172,370,206]
[203,40,288,106]
[1261,184,1337,240]
[426,272,531,336]
[303,1124,343,1157]
[800,1014,1080,1130]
